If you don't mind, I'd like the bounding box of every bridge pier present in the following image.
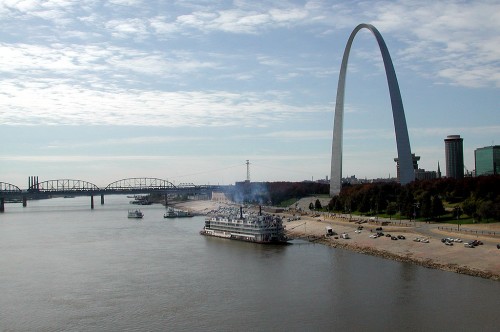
[101,194,104,205]
[23,196,27,207]
[90,195,94,209]
[0,198,4,212]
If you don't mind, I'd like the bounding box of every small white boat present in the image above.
[128,209,144,219]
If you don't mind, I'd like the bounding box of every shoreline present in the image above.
[173,200,500,281]
[294,232,499,281]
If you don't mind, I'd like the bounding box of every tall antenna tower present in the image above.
[246,160,250,183]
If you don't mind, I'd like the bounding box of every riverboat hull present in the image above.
[200,228,288,244]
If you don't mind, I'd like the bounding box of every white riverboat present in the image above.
[128,209,144,219]
[200,206,287,244]
[164,207,193,218]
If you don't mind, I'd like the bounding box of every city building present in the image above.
[475,145,500,176]
[415,169,437,181]
[212,191,231,203]
[444,135,464,179]
[394,153,420,183]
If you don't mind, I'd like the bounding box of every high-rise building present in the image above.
[475,145,500,176]
[444,135,464,179]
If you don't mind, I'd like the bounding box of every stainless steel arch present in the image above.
[330,23,414,196]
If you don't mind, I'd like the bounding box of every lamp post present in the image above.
[455,206,462,231]
[398,204,401,223]
[413,202,420,227]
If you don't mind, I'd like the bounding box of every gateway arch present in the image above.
[330,23,414,196]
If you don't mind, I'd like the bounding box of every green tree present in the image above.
[386,202,398,220]
[431,195,445,221]
[398,189,414,218]
[315,199,322,210]
[461,197,477,217]
[358,194,371,213]
[477,200,494,222]
[375,192,388,213]
[328,196,339,212]
[419,191,432,220]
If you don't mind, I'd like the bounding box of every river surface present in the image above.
[1,196,499,331]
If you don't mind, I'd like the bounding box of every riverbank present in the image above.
[173,200,500,281]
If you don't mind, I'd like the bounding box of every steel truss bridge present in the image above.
[0,177,221,212]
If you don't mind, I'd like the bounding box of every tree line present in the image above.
[328,175,500,222]
[221,175,499,223]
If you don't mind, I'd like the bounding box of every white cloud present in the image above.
[263,130,330,140]
[369,1,500,88]
[105,18,149,39]
[0,80,321,126]
[108,0,143,6]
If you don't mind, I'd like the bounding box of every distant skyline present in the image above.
[1,0,499,188]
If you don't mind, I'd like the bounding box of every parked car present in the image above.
[397,235,406,240]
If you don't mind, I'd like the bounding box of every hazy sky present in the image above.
[1,0,499,188]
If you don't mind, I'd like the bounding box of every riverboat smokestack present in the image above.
[259,205,262,216]
[240,206,243,219]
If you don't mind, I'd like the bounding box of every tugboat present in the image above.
[128,209,144,219]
